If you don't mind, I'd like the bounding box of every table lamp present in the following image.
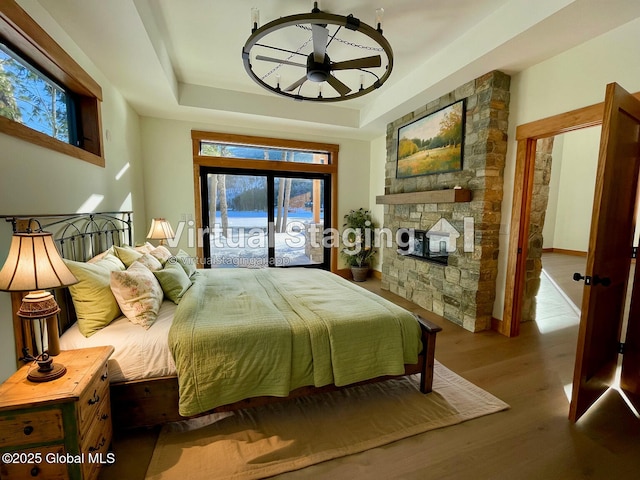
[147,218,175,246]
[0,231,78,382]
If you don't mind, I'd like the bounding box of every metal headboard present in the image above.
[4,211,133,261]
[1,212,133,366]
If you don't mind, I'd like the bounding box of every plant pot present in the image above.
[351,266,369,282]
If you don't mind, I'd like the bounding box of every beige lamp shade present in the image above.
[0,232,78,292]
[147,218,175,241]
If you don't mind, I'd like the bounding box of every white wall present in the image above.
[495,16,640,319]
[0,1,145,382]
[544,127,601,252]
[139,117,372,268]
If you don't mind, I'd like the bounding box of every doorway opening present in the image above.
[523,127,601,328]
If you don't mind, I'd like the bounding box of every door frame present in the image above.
[500,92,640,337]
[192,131,339,273]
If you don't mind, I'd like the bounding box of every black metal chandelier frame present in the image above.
[242,7,393,103]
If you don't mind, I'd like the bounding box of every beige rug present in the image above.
[146,362,508,480]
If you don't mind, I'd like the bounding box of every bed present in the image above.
[4,212,442,428]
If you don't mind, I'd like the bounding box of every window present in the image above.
[193,131,339,272]
[0,1,104,166]
[200,142,330,165]
[0,42,72,143]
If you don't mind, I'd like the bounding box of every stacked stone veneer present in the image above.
[381,71,510,332]
[521,137,555,322]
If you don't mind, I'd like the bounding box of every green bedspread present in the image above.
[169,268,422,416]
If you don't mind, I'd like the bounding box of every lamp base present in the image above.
[27,355,66,382]
[28,363,66,382]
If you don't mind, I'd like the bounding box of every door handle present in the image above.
[573,273,611,287]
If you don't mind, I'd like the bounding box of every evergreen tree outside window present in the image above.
[0,1,103,166]
[0,42,71,144]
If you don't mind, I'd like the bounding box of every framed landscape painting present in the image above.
[396,100,465,178]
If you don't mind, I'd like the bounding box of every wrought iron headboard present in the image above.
[4,211,133,261]
[1,212,133,366]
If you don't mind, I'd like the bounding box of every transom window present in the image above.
[200,141,330,165]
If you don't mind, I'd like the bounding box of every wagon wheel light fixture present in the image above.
[242,2,393,102]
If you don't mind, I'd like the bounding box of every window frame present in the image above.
[0,1,104,166]
[192,130,339,272]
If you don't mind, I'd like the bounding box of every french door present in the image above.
[200,166,331,270]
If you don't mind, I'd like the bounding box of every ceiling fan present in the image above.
[242,3,393,102]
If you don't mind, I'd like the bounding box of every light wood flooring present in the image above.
[99,268,640,480]
[541,252,587,309]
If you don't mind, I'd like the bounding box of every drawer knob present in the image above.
[23,425,34,435]
[30,466,40,477]
[101,372,108,381]
[88,390,100,405]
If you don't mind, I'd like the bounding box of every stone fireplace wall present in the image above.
[381,71,510,332]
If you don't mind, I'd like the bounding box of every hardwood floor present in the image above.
[541,252,587,309]
[99,275,640,480]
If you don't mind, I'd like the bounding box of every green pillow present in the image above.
[113,245,143,267]
[64,254,125,337]
[153,261,193,304]
[175,249,197,277]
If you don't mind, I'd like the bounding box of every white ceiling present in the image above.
[36,0,640,140]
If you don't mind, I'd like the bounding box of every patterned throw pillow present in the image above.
[135,242,155,254]
[110,262,163,329]
[136,253,163,272]
[149,245,172,265]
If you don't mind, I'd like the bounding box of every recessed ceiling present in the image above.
[35,0,640,139]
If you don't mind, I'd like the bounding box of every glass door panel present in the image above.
[207,173,269,268]
[274,177,324,267]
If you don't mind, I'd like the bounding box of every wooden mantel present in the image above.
[376,188,472,205]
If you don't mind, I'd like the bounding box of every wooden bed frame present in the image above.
[4,212,442,429]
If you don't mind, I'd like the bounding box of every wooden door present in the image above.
[569,83,640,422]
[620,243,640,409]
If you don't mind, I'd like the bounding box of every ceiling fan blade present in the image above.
[255,55,306,68]
[326,74,352,96]
[285,75,308,92]
[312,24,329,62]
[331,55,382,71]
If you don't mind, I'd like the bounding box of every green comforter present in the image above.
[169,268,422,416]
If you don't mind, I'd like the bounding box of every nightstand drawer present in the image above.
[77,362,109,427]
[80,403,113,480]
[0,444,68,480]
[0,409,64,448]
[80,387,111,445]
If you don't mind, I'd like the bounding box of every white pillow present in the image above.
[110,262,163,329]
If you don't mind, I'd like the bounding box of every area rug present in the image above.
[145,361,509,480]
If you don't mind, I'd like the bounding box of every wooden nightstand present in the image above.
[0,346,114,480]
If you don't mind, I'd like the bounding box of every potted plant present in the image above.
[342,208,377,282]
